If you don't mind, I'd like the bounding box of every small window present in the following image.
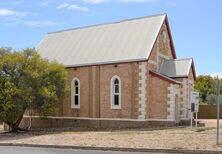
[110,76,121,109]
[71,78,80,108]
[157,56,166,71]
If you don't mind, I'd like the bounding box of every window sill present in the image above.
[72,106,80,109]
[111,106,121,110]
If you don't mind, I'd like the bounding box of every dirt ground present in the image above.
[0,123,3,132]
[201,119,218,127]
[1,119,222,151]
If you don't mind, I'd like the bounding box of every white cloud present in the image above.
[57,3,70,9]
[82,0,156,3]
[118,0,157,3]
[83,0,110,3]
[0,8,27,17]
[69,5,90,12]
[0,9,16,16]
[57,3,90,12]
[23,21,64,27]
[39,1,51,7]
[4,20,64,27]
[168,2,180,6]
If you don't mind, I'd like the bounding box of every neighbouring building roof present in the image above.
[37,14,167,67]
[160,58,196,79]
[150,70,181,84]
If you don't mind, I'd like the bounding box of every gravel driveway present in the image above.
[0,120,222,151]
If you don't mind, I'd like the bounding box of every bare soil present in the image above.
[0,119,222,151]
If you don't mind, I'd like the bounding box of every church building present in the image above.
[21,14,196,128]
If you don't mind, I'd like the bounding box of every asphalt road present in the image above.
[0,146,180,154]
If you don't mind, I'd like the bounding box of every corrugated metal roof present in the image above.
[37,14,166,67]
[150,70,181,84]
[160,58,193,78]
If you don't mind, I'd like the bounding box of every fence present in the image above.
[198,105,222,119]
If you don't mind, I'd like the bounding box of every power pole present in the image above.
[217,78,220,145]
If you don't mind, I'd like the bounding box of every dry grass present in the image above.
[0,120,222,151]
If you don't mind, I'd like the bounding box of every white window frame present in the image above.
[71,78,80,109]
[110,75,121,109]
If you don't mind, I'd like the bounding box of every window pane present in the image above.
[75,96,79,105]
[115,85,119,93]
[75,86,78,94]
[75,81,78,86]
[114,78,119,84]
[114,95,119,105]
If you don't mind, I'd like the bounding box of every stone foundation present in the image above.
[18,117,176,130]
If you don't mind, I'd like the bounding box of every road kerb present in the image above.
[0,143,221,154]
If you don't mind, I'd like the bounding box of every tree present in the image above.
[194,75,217,103]
[194,75,222,104]
[0,47,12,56]
[0,48,68,132]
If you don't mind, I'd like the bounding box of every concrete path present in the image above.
[0,146,180,154]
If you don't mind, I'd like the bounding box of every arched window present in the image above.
[110,75,121,109]
[71,78,80,108]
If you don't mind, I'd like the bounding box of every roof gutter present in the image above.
[64,58,148,68]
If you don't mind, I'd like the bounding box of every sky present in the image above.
[0,0,221,76]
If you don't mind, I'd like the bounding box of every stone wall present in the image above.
[99,63,137,119]
[61,62,142,119]
[148,21,175,72]
[167,84,180,121]
[175,69,195,120]
[146,20,177,120]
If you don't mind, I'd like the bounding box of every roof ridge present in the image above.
[48,13,166,35]
[120,13,166,22]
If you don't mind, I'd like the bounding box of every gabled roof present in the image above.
[37,14,167,67]
[160,58,196,79]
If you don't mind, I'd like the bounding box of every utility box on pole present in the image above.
[191,92,199,112]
